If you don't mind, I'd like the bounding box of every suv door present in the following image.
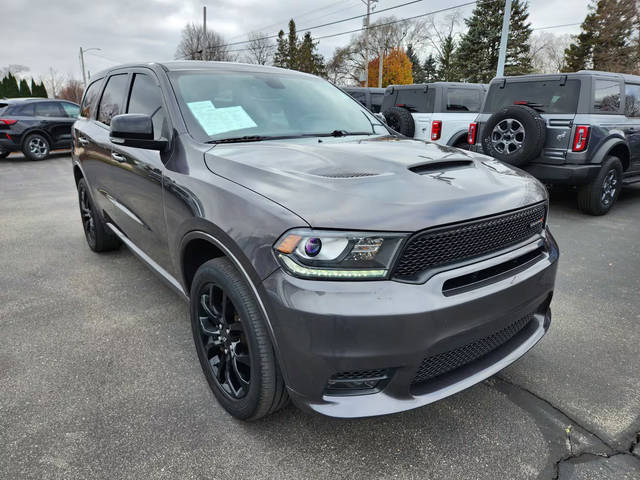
[34,101,75,147]
[109,69,172,271]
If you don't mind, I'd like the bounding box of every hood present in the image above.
[203,137,547,232]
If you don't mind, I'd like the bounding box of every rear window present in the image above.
[370,93,383,113]
[445,87,484,112]
[483,79,580,114]
[383,88,434,113]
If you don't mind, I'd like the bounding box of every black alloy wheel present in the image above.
[78,179,97,249]
[190,258,288,420]
[600,168,619,208]
[577,155,623,215]
[196,282,251,399]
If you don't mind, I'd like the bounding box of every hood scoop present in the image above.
[306,169,384,179]
[409,160,474,175]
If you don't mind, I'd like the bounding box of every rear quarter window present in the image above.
[593,79,621,113]
[483,79,580,114]
[80,79,103,118]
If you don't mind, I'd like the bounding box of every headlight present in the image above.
[274,229,406,280]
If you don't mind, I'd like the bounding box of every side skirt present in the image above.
[106,222,188,301]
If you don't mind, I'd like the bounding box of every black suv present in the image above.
[72,61,558,420]
[0,98,80,160]
[468,71,640,215]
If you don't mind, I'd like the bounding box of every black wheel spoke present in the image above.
[196,282,252,400]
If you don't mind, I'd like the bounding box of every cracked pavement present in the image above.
[1,154,639,479]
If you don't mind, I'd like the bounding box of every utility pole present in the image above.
[203,5,207,60]
[79,47,100,87]
[362,0,377,87]
[79,47,87,87]
[496,0,512,77]
[378,48,383,88]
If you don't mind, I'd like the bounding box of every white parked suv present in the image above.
[382,82,487,148]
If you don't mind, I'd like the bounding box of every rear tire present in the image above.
[382,107,415,137]
[191,258,288,420]
[22,133,50,161]
[577,156,623,215]
[0,149,10,159]
[77,178,121,252]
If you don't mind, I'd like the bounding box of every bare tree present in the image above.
[58,79,84,104]
[245,32,273,65]
[412,13,461,66]
[326,46,354,85]
[175,23,235,61]
[530,32,571,73]
[44,68,66,98]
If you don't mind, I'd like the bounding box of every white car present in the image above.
[382,82,487,149]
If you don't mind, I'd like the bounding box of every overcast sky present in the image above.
[3,0,589,82]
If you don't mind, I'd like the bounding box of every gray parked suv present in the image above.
[468,71,640,215]
[72,61,558,420]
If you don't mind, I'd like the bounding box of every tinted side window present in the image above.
[98,74,129,125]
[127,73,168,140]
[61,102,80,118]
[624,84,640,117]
[446,88,483,112]
[16,104,35,116]
[35,102,64,117]
[593,79,621,113]
[81,80,102,118]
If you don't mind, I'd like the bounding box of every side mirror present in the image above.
[110,114,168,151]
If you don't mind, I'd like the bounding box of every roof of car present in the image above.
[90,61,313,81]
[493,70,640,84]
[343,87,386,93]
[0,97,48,103]
[384,82,487,92]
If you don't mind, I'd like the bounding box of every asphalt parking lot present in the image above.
[1,152,639,480]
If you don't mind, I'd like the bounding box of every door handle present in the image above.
[77,137,89,146]
[111,152,126,163]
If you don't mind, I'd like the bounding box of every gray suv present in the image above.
[72,61,558,420]
[468,71,640,215]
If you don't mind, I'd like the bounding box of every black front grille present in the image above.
[412,314,533,386]
[331,369,388,381]
[392,203,546,281]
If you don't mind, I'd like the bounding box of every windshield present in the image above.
[169,70,388,142]
[483,79,580,114]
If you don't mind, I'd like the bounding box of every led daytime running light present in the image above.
[279,255,387,279]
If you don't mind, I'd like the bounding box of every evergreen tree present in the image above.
[406,44,425,83]
[298,32,326,76]
[0,77,6,98]
[18,78,31,97]
[4,73,20,98]
[30,79,38,97]
[423,54,438,82]
[287,20,299,71]
[455,0,533,82]
[564,0,637,73]
[40,81,49,98]
[438,34,459,81]
[273,30,288,68]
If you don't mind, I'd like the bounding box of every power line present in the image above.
[223,0,486,53]
[220,0,440,48]
[532,22,581,31]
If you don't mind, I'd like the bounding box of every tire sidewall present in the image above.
[77,178,98,250]
[481,106,545,166]
[594,157,623,213]
[382,107,415,137]
[190,259,271,419]
[23,133,50,161]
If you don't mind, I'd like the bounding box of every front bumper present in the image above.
[261,231,559,418]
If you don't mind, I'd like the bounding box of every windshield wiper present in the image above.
[208,135,301,144]
[302,130,373,138]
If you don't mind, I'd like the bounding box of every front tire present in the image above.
[23,133,50,160]
[577,156,623,215]
[77,178,121,251]
[191,258,288,420]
